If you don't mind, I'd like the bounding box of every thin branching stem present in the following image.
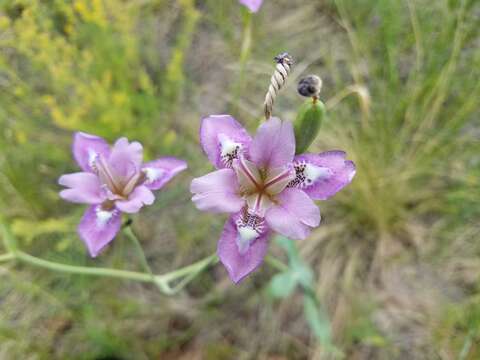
[0,221,218,295]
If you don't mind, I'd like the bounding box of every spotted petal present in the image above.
[249,117,295,169]
[265,188,320,240]
[72,132,111,172]
[142,157,187,190]
[288,151,356,200]
[200,115,252,169]
[217,212,270,283]
[78,205,121,257]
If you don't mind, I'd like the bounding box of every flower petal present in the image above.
[217,213,270,283]
[190,169,245,213]
[108,137,143,179]
[78,205,121,257]
[200,115,252,169]
[142,157,187,190]
[249,117,295,169]
[265,188,320,240]
[238,0,263,12]
[288,151,356,200]
[115,185,155,213]
[58,172,105,204]
[72,132,111,172]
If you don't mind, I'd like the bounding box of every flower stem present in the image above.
[162,253,218,294]
[15,250,153,282]
[0,252,14,262]
[122,224,166,293]
[229,10,252,113]
[265,255,289,272]
[0,220,218,295]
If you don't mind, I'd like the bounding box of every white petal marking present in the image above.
[303,164,331,184]
[95,207,115,228]
[143,167,165,184]
[218,133,242,167]
[348,168,356,182]
[236,225,259,254]
[88,149,98,169]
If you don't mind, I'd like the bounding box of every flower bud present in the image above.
[294,99,326,154]
[297,75,322,98]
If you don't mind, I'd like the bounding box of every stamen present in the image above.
[94,156,121,195]
[245,192,273,217]
[235,157,262,192]
[122,171,143,197]
[263,166,295,195]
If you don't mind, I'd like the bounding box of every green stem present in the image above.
[122,224,165,292]
[229,10,252,113]
[0,220,218,295]
[123,225,152,275]
[265,255,289,272]
[15,250,153,282]
[0,252,14,262]
[239,11,252,66]
[165,253,218,294]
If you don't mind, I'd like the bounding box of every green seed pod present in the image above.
[294,99,326,154]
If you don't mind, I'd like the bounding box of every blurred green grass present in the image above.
[0,0,479,359]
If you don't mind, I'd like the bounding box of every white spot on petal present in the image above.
[236,225,259,255]
[143,167,165,184]
[218,133,242,167]
[88,149,98,169]
[95,207,115,228]
[304,164,331,184]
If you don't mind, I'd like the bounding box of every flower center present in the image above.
[234,157,295,216]
[93,155,145,199]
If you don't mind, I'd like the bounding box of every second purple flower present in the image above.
[59,132,187,257]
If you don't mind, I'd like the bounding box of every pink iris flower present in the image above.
[191,116,356,283]
[59,132,187,257]
[239,0,263,12]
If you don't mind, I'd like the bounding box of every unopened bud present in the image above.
[297,75,322,98]
[294,99,326,154]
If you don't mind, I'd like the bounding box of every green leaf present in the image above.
[269,271,298,298]
[275,236,314,288]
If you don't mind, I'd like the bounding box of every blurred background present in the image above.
[0,0,479,359]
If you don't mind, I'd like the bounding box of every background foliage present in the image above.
[0,0,479,359]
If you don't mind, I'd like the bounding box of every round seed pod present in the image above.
[297,75,322,98]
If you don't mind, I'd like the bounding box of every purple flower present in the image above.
[239,0,263,12]
[191,115,356,283]
[59,132,187,257]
